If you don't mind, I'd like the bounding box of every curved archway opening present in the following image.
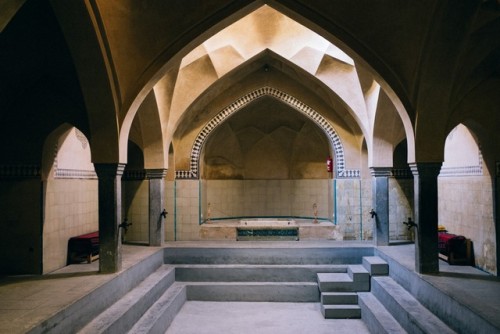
[197,93,342,241]
[42,125,98,273]
[438,124,496,274]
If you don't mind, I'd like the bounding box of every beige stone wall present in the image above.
[43,179,98,273]
[335,178,372,240]
[174,180,201,240]
[389,178,414,241]
[122,180,149,243]
[438,176,496,274]
[205,179,331,220]
[165,180,176,241]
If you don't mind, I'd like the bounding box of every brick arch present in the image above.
[175,87,359,179]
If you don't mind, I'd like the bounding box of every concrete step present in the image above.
[321,292,358,305]
[358,292,407,334]
[321,304,361,319]
[164,247,374,265]
[317,273,369,292]
[175,264,347,282]
[185,281,320,302]
[128,282,186,334]
[78,265,175,334]
[362,256,389,276]
[347,264,370,282]
[371,276,456,334]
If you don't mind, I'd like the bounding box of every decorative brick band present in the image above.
[176,86,359,179]
[0,164,41,178]
[122,169,147,180]
[392,168,413,179]
[55,168,97,179]
[439,165,483,177]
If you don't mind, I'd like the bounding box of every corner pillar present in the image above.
[146,169,167,246]
[95,163,125,273]
[370,167,392,246]
[410,162,442,274]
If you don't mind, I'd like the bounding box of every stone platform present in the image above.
[199,219,343,241]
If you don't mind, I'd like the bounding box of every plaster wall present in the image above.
[43,179,98,273]
[438,176,496,274]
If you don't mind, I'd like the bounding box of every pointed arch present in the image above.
[175,86,359,179]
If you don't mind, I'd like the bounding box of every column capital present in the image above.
[94,163,126,178]
[370,167,392,177]
[145,168,168,179]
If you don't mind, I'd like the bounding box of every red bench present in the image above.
[438,232,472,265]
[67,231,99,264]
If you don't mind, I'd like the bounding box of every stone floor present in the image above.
[0,241,498,333]
[165,301,370,334]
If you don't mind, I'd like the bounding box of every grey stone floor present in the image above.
[0,241,499,333]
[166,301,370,334]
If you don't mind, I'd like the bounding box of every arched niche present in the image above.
[42,125,98,273]
[438,123,496,274]
[176,87,359,180]
[199,94,336,221]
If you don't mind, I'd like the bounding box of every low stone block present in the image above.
[348,264,370,281]
[362,256,389,275]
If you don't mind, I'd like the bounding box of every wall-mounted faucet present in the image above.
[369,209,377,218]
[161,209,168,218]
[119,218,132,231]
[403,217,417,230]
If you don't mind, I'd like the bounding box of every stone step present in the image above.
[174,264,347,282]
[128,282,186,334]
[362,256,389,276]
[78,265,175,334]
[321,304,361,319]
[371,276,456,334]
[164,247,374,265]
[358,292,407,334]
[321,292,358,305]
[184,281,320,302]
[317,273,369,292]
[347,264,370,281]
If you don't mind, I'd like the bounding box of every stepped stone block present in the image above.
[317,273,369,292]
[358,292,407,334]
[321,304,361,319]
[348,264,370,281]
[362,256,389,275]
[321,292,358,305]
[371,277,455,334]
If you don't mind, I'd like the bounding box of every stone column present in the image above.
[410,162,442,274]
[146,169,167,246]
[370,167,392,246]
[95,163,125,273]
